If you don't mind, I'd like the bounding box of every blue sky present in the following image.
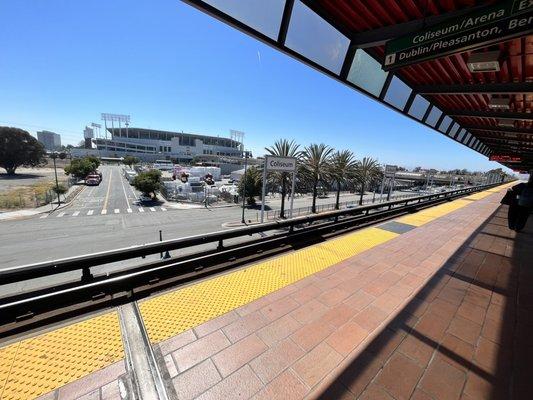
[0,0,510,172]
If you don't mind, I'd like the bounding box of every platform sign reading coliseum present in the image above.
[265,156,297,172]
[383,0,533,70]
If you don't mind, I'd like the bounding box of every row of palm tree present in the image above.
[264,139,382,218]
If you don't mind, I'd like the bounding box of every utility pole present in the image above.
[50,152,66,207]
[241,151,248,224]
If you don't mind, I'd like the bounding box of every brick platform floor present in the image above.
[157,190,533,400]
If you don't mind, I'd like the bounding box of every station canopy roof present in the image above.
[182,0,532,172]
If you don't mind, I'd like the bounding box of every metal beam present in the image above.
[277,0,295,45]
[447,110,533,121]
[413,82,533,95]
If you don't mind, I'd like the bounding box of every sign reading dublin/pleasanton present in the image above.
[265,156,297,172]
[383,0,532,70]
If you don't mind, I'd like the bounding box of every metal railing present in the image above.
[264,192,421,220]
[0,182,506,337]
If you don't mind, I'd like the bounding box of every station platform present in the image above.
[1,182,531,400]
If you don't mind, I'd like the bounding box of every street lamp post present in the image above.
[50,152,66,207]
[241,151,248,224]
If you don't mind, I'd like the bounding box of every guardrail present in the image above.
[0,182,506,336]
[265,192,422,220]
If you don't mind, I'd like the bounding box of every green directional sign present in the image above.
[383,0,532,70]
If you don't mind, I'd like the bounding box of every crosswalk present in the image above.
[40,206,169,219]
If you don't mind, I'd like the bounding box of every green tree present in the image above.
[238,166,262,205]
[302,143,333,213]
[132,169,162,197]
[0,127,46,175]
[355,157,381,205]
[265,139,301,219]
[123,155,140,168]
[64,156,100,179]
[328,150,357,210]
[86,155,101,169]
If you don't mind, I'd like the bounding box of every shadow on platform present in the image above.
[317,205,533,400]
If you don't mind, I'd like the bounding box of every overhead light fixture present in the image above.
[489,97,510,110]
[498,119,516,128]
[467,51,501,73]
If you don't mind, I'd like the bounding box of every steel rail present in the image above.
[0,183,505,338]
[0,184,498,285]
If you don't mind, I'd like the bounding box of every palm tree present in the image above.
[355,157,381,205]
[265,139,301,218]
[328,150,357,209]
[302,143,333,213]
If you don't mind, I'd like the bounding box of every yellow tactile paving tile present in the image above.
[397,183,514,227]
[0,312,124,400]
[139,227,398,343]
[396,199,472,226]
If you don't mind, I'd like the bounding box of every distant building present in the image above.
[93,127,243,163]
[83,127,94,149]
[37,130,61,151]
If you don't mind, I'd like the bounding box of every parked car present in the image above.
[85,173,101,186]
[85,176,100,186]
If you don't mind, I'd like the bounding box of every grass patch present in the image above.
[0,179,69,210]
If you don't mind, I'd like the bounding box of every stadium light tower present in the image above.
[101,113,131,141]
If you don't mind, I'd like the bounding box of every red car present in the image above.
[85,174,101,186]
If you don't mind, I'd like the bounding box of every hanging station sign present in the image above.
[383,0,533,70]
[489,155,522,163]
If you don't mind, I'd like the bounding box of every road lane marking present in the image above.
[57,212,65,218]
[87,210,94,215]
[138,207,144,212]
[72,211,80,217]
[160,207,167,211]
[149,207,156,212]
[102,168,113,212]
[40,214,48,219]
[114,209,120,214]
[127,208,132,213]
[120,171,132,210]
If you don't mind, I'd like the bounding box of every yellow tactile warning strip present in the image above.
[140,227,398,343]
[0,312,124,400]
[140,182,514,343]
[396,182,517,227]
[0,182,514,399]
[395,199,472,226]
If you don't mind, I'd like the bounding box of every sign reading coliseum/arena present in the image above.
[383,0,532,70]
[265,156,297,172]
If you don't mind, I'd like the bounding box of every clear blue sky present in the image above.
[0,0,510,172]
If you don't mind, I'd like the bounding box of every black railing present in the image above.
[0,182,506,337]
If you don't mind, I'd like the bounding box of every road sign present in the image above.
[260,156,298,222]
[265,156,297,172]
[384,0,533,70]
[385,164,398,174]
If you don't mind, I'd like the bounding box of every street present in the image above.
[0,165,417,270]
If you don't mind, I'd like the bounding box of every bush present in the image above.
[123,155,140,167]
[132,169,162,196]
[64,156,100,179]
